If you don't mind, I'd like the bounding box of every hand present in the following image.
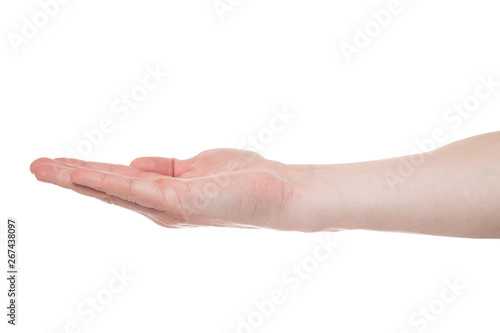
[30,149,313,231]
[30,132,500,237]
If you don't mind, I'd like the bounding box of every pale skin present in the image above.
[30,131,500,238]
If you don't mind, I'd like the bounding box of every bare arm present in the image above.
[30,132,500,238]
[291,131,500,238]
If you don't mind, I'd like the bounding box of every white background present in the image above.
[1,0,500,332]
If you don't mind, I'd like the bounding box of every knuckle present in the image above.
[100,172,110,188]
[125,177,134,193]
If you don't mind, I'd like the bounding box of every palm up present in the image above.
[30,149,298,230]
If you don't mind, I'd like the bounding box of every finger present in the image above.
[55,158,162,180]
[30,157,52,174]
[130,156,197,177]
[33,162,162,216]
[70,167,183,212]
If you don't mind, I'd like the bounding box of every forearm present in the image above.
[290,132,500,238]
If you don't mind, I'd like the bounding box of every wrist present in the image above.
[284,161,394,232]
[281,163,349,232]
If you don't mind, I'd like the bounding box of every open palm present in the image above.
[31,149,305,230]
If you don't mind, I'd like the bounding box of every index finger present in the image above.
[70,167,184,212]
